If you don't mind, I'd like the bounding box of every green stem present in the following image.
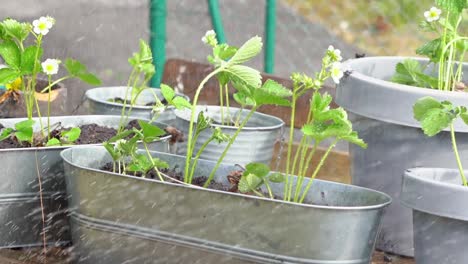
[299,139,338,203]
[203,106,257,188]
[284,93,297,201]
[184,68,223,183]
[143,142,164,182]
[224,84,231,123]
[264,179,274,199]
[288,135,308,200]
[219,81,224,125]
[47,75,51,140]
[450,124,467,186]
[188,137,214,183]
[293,141,317,203]
[119,68,137,131]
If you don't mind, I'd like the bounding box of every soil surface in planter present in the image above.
[0,120,169,149]
[109,97,168,106]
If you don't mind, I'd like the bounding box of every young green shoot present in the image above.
[413,96,468,186]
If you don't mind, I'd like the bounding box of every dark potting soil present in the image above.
[100,162,232,192]
[0,119,166,149]
[109,97,168,106]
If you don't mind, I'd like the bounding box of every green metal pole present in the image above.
[150,0,166,88]
[264,0,276,73]
[207,0,226,44]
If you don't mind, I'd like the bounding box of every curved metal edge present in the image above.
[60,146,392,211]
[174,105,285,131]
[85,86,190,110]
[0,192,66,203]
[336,56,468,132]
[70,212,369,264]
[401,167,468,221]
[0,115,171,152]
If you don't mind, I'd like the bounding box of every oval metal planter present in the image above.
[61,146,391,264]
[86,86,189,123]
[336,56,468,256]
[0,115,170,249]
[401,168,468,264]
[174,106,284,165]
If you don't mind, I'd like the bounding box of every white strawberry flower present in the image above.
[330,62,344,84]
[41,59,61,75]
[424,7,442,22]
[32,16,54,35]
[327,45,343,62]
[201,29,218,47]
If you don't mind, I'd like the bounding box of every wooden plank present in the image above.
[162,58,338,129]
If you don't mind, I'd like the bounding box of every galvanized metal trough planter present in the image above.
[61,146,391,264]
[174,106,284,165]
[0,116,170,249]
[336,56,468,256]
[401,168,468,264]
[86,86,189,123]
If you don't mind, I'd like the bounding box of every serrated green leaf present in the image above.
[172,96,192,110]
[233,92,255,106]
[268,172,285,183]
[436,0,467,13]
[227,36,262,66]
[77,72,102,85]
[311,92,332,113]
[138,39,153,62]
[253,79,292,107]
[238,173,262,193]
[391,59,438,88]
[0,19,29,42]
[20,46,43,74]
[103,142,121,161]
[339,132,367,148]
[196,111,212,132]
[160,83,175,101]
[62,127,81,142]
[137,120,166,142]
[245,162,270,178]
[420,108,456,136]
[413,96,443,121]
[224,64,262,88]
[15,119,34,131]
[108,130,134,143]
[416,38,442,62]
[15,129,32,143]
[64,58,86,76]
[46,138,61,146]
[152,158,169,169]
[214,44,237,61]
[0,40,21,69]
[460,112,468,125]
[0,68,20,85]
[0,127,13,141]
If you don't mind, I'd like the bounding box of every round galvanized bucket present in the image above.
[336,56,468,256]
[86,86,189,123]
[402,168,468,264]
[174,105,285,165]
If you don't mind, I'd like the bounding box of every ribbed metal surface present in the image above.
[336,57,468,257]
[86,86,189,123]
[61,146,391,263]
[175,106,284,165]
[402,168,468,263]
[0,116,170,248]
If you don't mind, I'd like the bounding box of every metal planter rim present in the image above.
[85,86,189,110]
[174,105,285,131]
[338,56,468,132]
[401,167,468,221]
[0,115,171,152]
[60,146,391,211]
